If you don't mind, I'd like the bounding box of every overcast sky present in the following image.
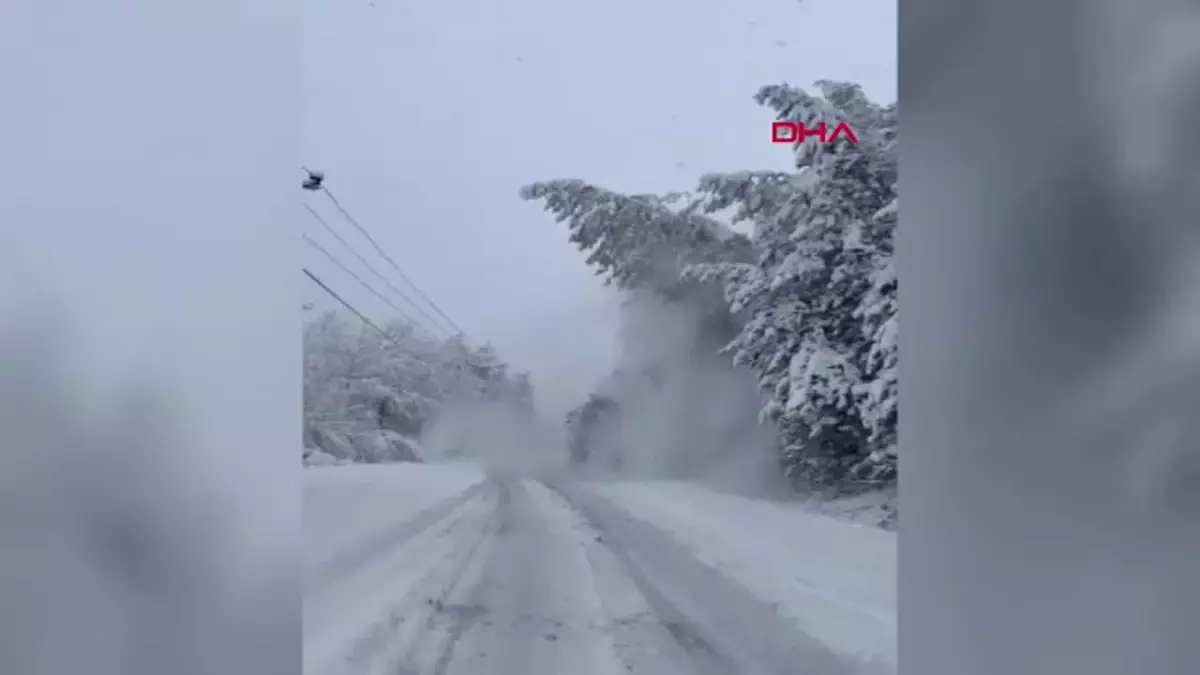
[303,0,897,414]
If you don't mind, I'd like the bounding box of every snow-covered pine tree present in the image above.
[522,81,896,494]
[852,196,897,482]
[685,81,897,491]
[519,179,753,300]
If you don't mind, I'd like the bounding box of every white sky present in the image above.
[303,0,897,413]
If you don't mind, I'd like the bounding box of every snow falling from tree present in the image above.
[524,80,897,498]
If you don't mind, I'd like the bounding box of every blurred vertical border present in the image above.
[0,2,301,674]
[903,0,1200,673]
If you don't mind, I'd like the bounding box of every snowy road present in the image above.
[304,463,895,675]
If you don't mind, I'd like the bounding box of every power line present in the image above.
[302,268,396,344]
[303,233,443,340]
[303,268,490,373]
[302,203,454,337]
[316,182,466,335]
[298,167,492,372]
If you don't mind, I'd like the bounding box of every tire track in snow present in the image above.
[551,481,875,675]
[308,481,489,593]
[307,471,884,675]
[305,486,496,675]
[401,478,630,675]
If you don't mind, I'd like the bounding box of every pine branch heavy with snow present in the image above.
[689,81,897,490]
[523,80,897,496]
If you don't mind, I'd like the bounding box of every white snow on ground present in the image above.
[304,461,486,577]
[582,479,896,669]
[797,488,897,529]
[304,462,894,675]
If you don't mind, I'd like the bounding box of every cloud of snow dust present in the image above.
[582,290,788,498]
[419,400,571,478]
[494,287,624,422]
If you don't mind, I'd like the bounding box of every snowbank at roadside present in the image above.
[584,479,896,670]
[799,488,897,529]
[304,461,485,576]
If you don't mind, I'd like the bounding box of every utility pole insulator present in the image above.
[302,169,325,191]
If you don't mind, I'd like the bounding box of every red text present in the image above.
[771,121,859,145]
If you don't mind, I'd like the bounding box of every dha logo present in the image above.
[771,121,859,145]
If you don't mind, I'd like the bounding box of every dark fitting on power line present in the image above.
[302,168,325,191]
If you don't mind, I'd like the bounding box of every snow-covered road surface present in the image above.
[304,463,895,675]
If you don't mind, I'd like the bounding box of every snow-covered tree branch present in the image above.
[523,80,897,496]
[302,311,534,466]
